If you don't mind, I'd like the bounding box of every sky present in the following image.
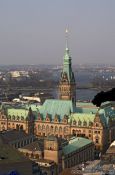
[0,0,115,65]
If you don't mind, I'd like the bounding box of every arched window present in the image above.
[38,125,41,130]
[59,127,62,133]
[50,126,53,132]
[16,124,19,130]
[42,125,45,130]
[96,123,99,127]
[63,126,68,133]
[20,125,23,130]
[54,126,58,132]
[72,129,76,136]
[46,125,49,132]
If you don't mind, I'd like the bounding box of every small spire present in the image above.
[65,28,69,51]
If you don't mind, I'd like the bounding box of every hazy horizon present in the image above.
[0,0,115,65]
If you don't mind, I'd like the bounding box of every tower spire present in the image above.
[65,28,69,50]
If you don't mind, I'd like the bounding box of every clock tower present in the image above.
[59,30,76,104]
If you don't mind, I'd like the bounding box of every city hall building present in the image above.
[0,40,115,156]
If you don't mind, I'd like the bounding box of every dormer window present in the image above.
[63,115,68,124]
[55,119,58,123]
[21,116,24,120]
[8,115,11,120]
[46,118,49,122]
[38,112,42,121]
[73,120,76,125]
[83,121,87,127]
[64,119,67,124]
[54,114,59,122]
[12,115,15,120]
[46,114,50,122]
[78,120,81,126]
[89,121,93,127]
[17,116,20,121]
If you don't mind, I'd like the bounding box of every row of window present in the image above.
[64,148,93,168]
[38,117,67,123]
[72,121,93,127]
[1,115,25,120]
[8,115,25,120]
[37,125,69,133]
[94,130,100,134]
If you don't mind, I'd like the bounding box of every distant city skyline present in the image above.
[0,0,115,65]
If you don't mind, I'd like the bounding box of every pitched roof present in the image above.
[69,113,95,126]
[7,108,28,119]
[0,130,32,143]
[63,137,93,155]
[75,102,115,127]
[39,99,76,120]
[0,139,29,163]
[20,140,44,152]
[1,102,40,120]
[76,102,98,114]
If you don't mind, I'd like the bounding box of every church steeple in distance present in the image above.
[59,29,76,104]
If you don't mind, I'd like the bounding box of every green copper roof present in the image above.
[25,103,41,112]
[69,113,95,126]
[63,137,93,155]
[1,100,115,126]
[39,99,76,120]
[7,108,28,119]
[71,102,115,127]
[76,102,98,114]
[1,103,41,120]
[62,47,75,83]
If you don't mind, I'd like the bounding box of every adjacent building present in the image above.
[18,135,94,175]
[0,136,41,175]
